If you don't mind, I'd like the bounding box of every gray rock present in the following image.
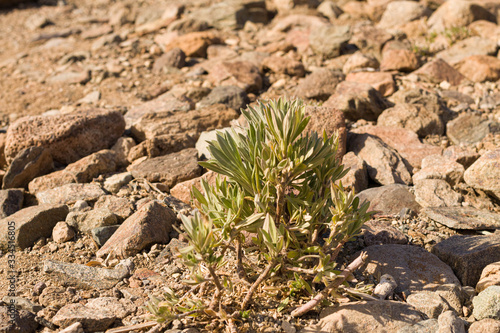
[431,234,500,287]
[406,291,449,318]
[96,201,177,259]
[52,303,115,332]
[414,179,462,208]
[111,137,136,168]
[0,204,69,251]
[427,0,496,32]
[85,297,135,319]
[442,145,479,170]
[378,1,431,29]
[128,148,201,189]
[325,81,390,121]
[94,195,134,221]
[103,172,133,193]
[413,155,465,187]
[196,86,249,111]
[362,220,407,246]
[153,48,186,72]
[301,301,423,333]
[0,189,23,218]
[388,88,450,124]
[91,225,120,247]
[447,114,500,146]
[43,259,133,290]
[347,133,412,186]
[295,68,344,101]
[36,183,106,205]
[357,184,421,215]
[377,103,444,137]
[1,296,43,313]
[473,286,500,320]
[464,149,500,200]
[423,206,500,230]
[437,310,465,333]
[309,24,351,59]
[3,146,53,189]
[66,208,118,234]
[359,244,461,294]
[437,36,498,65]
[397,319,439,333]
[0,306,38,333]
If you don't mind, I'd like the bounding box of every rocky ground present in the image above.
[1,0,500,332]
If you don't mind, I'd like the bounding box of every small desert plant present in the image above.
[147,99,373,330]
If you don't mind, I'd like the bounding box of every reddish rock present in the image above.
[262,55,306,77]
[36,183,106,205]
[454,55,500,82]
[477,262,500,292]
[346,71,395,97]
[0,189,23,218]
[111,137,136,167]
[52,221,75,243]
[352,125,442,169]
[437,36,497,65]
[130,104,239,142]
[428,0,496,32]
[2,146,53,189]
[343,52,379,74]
[347,133,412,185]
[152,48,186,72]
[363,220,407,246]
[170,170,219,204]
[443,145,480,169]
[304,106,347,159]
[447,113,500,145]
[377,103,445,137]
[338,152,368,193]
[0,204,69,250]
[156,30,222,58]
[0,132,7,170]
[377,1,431,29]
[413,155,465,187]
[207,61,263,93]
[5,109,125,165]
[325,81,390,121]
[128,148,201,189]
[380,49,419,72]
[413,58,466,86]
[469,319,500,333]
[464,149,500,200]
[295,68,344,101]
[357,184,421,215]
[94,195,134,221]
[96,201,176,259]
[28,150,116,194]
[350,25,392,59]
[127,134,195,162]
[414,179,462,208]
[52,303,115,332]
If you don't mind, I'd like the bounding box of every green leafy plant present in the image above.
[148,99,374,330]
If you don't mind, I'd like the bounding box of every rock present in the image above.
[304,106,347,159]
[156,30,222,58]
[295,68,344,101]
[378,103,444,137]
[413,155,464,187]
[469,318,500,333]
[352,125,442,169]
[380,49,419,72]
[454,55,500,83]
[427,0,496,32]
[443,145,480,169]
[413,58,465,86]
[447,114,500,145]
[423,206,500,231]
[477,262,500,293]
[345,71,395,97]
[464,149,500,200]
[317,1,343,21]
[343,52,379,74]
[43,259,133,290]
[111,137,136,167]
[0,306,38,333]
[0,204,69,251]
[389,88,449,123]
[47,69,91,85]
[28,150,117,194]
[350,25,392,59]
[128,148,201,189]
[359,244,461,294]
[153,48,186,72]
[85,297,135,319]
[5,109,125,165]
[339,152,368,193]
[414,179,462,208]
[347,133,412,185]
[170,171,219,204]
[196,86,249,111]
[363,220,407,246]
[406,291,449,318]
[207,61,262,93]
[52,221,75,243]
[196,128,234,160]
[262,55,305,77]
[437,37,498,65]
[325,81,390,121]
[0,189,23,218]
[301,301,423,333]
[52,303,115,332]
[59,322,84,333]
[103,172,133,193]
[357,184,420,215]
[128,134,196,162]
[437,310,465,333]
[432,235,500,287]
[91,225,120,247]
[130,104,239,142]
[3,146,53,189]
[377,1,430,29]
[309,24,350,59]
[66,208,118,234]
[398,319,439,333]
[96,201,176,259]
[36,183,106,205]
[473,286,500,320]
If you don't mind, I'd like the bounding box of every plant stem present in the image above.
[290,252,368,317]
[236,238,249,283]
[207,265,224,310]
[241,259,277,310]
